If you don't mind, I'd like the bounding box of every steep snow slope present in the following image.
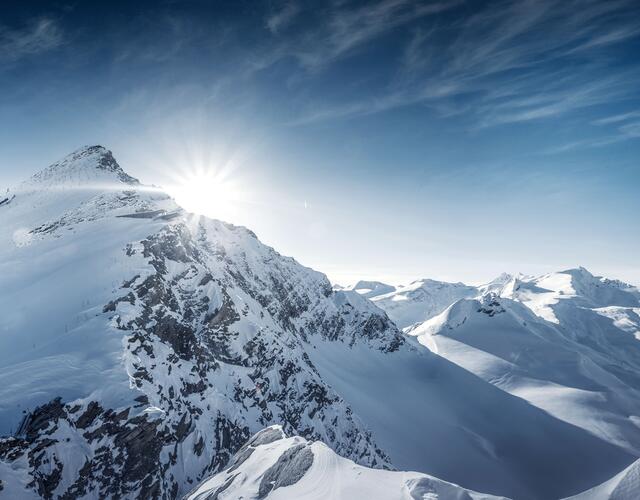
[185,426,507,500]
[306,330,634,499]
[566,459,640,500]
[0,147,634,499]
[407,270,640,458]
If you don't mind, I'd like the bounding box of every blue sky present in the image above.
[1,0,639,285]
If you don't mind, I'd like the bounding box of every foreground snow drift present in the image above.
[185,426,506,500]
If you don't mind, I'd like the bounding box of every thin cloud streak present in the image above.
[258,0,461,71]
[278,0,640,136]
[267,1,302,34]
[0,17,63,62]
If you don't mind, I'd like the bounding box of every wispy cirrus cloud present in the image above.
[275,0,640,136]
[0,17,63,62]
[592,110,640,125]
[267,1,302,34]
[544,108,640,154]
[260,0,460,70]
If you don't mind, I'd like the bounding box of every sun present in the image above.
[170,172,241,220]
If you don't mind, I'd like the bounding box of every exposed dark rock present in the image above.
[34,456,63,499]
[257,444,314,498]
[75,402,102,429]
[193,435,205,457]
[18,397,66,441]
[117,210,166,219]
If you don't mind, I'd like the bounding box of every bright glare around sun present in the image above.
[169,172,241,221]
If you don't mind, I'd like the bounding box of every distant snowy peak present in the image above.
[20,145,139,189]
[186,426,507,500]
[362,267,638,333]
[508,267,640,310]
[351,280,396,299]
[409,293,508,339]
[371,278,477,330]
[402,265,640,463]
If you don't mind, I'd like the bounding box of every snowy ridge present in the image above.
[349,280,396,299]
[185,426,507,500]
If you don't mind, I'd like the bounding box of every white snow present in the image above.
[385,270,640,459]
[371,278,477,329]
[186,426,507,500]
[566,459,640,500]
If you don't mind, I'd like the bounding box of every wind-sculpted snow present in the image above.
[185,426,507,500]
[22,145,140,188]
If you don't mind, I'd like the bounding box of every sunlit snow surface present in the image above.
[369,269,640,460]
[0,148,175,435]
[186,426,507,500]
[187,427,640,500]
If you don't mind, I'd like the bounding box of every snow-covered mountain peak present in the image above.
[492,272,513,283]
[478,272,513,293]
[20,145,140,190]
[408,293,509,338]
[369,278,478,329]
[530,267,639,309]
[4,146,640,499]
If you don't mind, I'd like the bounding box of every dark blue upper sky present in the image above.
[1,0,639,284]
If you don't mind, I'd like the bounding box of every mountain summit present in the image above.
[22,145,139,189]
